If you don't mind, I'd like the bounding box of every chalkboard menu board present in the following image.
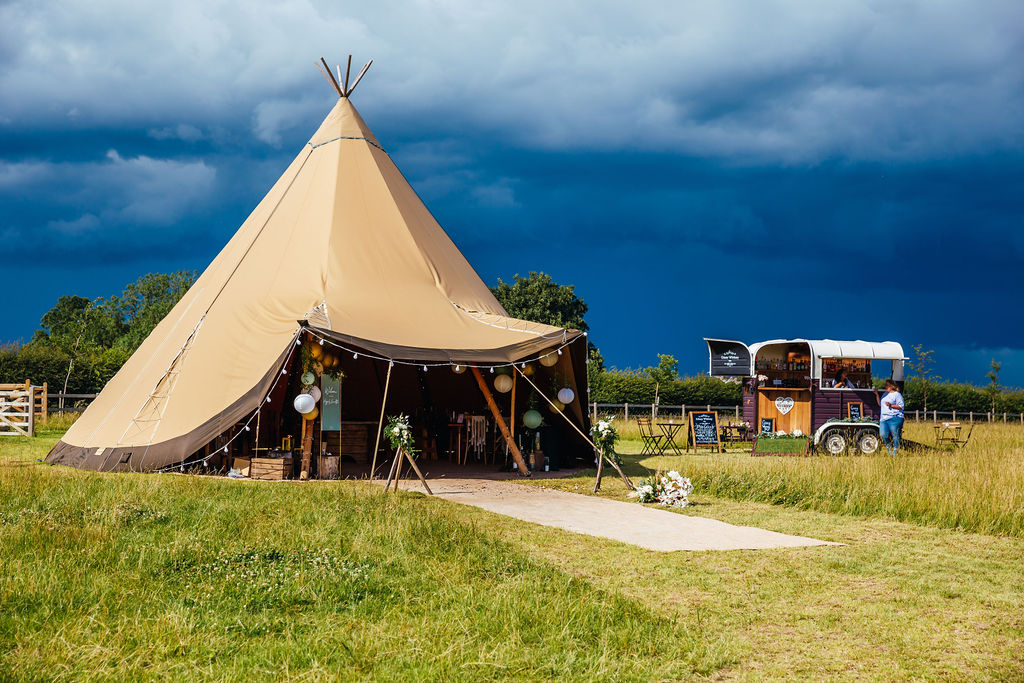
[321,375,341,431]
[760,417,776,434]
[688,411,722,452]
[706,340,751,377]
[847,402,863,420]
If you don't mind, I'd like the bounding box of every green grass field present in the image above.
[2,417,1023,680]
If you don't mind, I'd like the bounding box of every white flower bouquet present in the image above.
[635,470,694,508]
[590,418,619,462]
[384,414,417,456]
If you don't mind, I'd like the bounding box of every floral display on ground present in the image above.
[635,470,694,508]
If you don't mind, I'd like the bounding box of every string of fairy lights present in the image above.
[158,325,589,473]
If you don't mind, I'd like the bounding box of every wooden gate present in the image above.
[0,382,47,437]
[0,388,34,436]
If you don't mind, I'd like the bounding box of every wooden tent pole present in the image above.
[510,370,517,464]
[369,361,393,480]
[470,367,530,476]
[319,57,345,97]
[343,55,352,94]
[593,445,605,493]
[514,366,634,491]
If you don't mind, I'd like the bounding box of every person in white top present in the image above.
[874,379,905,454]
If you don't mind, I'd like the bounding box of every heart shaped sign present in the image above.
[775,396,795,415]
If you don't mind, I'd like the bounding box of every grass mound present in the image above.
[0,454,726,680]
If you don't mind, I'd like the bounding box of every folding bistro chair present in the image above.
[952,422,975,449]
[636,417,665,456]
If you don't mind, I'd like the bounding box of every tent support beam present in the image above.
[317,58,345,97]
[382,446,432,495]
[369,361,393,481]
[514,366,633,492]
[471,367,529,476]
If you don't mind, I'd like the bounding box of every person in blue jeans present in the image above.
[874,380,905,454]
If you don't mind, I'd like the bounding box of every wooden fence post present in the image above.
[932,410,937,422]
[1004,412,1007,423]
[735,406,740,419]
[952,410,956,421]
[915,410,920,421]
[969,411,973,422]
[624,403,629,420]
[27,390,35,438]
[41,382,47,424]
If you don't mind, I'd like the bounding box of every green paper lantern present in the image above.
[301,371,316,386]
[523,409,543,429]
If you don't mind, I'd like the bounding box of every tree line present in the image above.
[1,271,1018,412]
[0,271,196,394]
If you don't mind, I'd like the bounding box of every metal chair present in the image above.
[952,422,975,449]
[636,417,665,456]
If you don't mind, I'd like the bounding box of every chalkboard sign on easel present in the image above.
[687,411,722,453]
[760,417,776,434]
[847,401,863,420]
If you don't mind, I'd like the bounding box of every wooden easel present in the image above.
[381,445,433,495]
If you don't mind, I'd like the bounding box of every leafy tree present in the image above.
[491,272,589,332]
[905,344,939,412]
[646,354,679,412]
[113,271,197,351]
[986,358,1002,414]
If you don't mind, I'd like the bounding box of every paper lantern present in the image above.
[548,399,565,413]
[303,406,319,420]
[522,363,535,376]
[301,371,316,386]
[539,352,558,367]
[309,343,323,360]
[557,387,575,404]
[452,364,466,374]
[523,409,543,429]
[309,386,321,402]
[293,393,316,414]
[494,374,513,393]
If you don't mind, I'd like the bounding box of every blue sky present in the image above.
[2,1,1023,386]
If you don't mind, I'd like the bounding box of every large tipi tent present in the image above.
[47,61,589,473]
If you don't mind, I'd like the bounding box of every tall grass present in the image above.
[610,419,1024,537]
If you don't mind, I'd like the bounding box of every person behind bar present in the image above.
[832,368,855,389]
[874,379,905,454]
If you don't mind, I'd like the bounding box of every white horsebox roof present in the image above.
[749,339,906,361]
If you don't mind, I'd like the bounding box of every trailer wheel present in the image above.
[854,429,881,455]
[822,429,848,455]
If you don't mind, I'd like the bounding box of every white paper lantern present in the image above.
[293,393,316,414]
[539,352,559,367]
[494,374,513,393]
[309,386,322,402]
[557,387,575,404]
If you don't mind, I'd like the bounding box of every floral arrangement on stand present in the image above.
[635,471,694,508]
[590,418,619,464]
[384,414,417,457]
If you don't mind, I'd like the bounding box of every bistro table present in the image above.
[933,422,962,448]
[720,423,751,445]
[656,421,686,456]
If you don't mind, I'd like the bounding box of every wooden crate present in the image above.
[250,457,290,481]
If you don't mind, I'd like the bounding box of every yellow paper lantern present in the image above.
[548,399,565,413]
[303,406,319,420]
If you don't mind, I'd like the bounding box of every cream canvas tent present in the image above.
[47,60,589,473]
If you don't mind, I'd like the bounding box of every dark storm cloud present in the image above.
[1,0,1023,383]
